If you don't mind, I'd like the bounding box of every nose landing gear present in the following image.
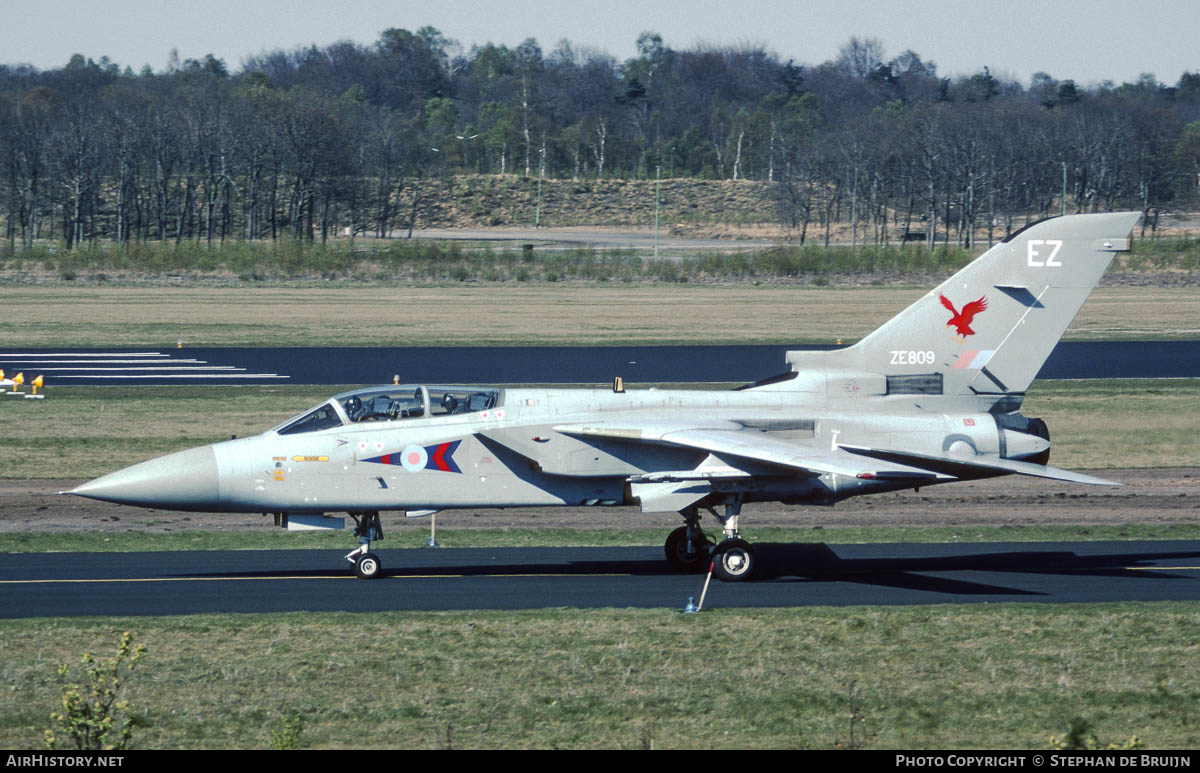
[346,511,384,579]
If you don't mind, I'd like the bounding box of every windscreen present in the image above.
[276,403,345,435]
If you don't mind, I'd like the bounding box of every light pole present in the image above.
[654,164,661,260]
[1061,161,1067,216]
[535,145,545,229]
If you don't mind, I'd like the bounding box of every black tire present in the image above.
[354,552,383,579]
[664,526,713,573]
[712,539,756,582]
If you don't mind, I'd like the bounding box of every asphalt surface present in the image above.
[4,540,1200,617]
[2,341,1198,385]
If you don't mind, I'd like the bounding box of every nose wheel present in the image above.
[712,538,756,582]
[353,552,383,579]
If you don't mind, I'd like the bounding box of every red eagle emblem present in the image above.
[939,293,988,339]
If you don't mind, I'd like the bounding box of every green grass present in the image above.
[3,605,1198,749]
[3,239,979,283]
[1118,236,1200,272]
[5,523,1200,555]
[1021,379,1200,470]
[12,232,1199,284]
[0,385,341,479]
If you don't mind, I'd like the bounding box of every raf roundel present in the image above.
[399,444,428,473]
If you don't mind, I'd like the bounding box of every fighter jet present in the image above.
[68,212,1141,581]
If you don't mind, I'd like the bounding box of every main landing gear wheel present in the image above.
[354,552,383,579]
[712,539,757,582]
[664,526,713,573]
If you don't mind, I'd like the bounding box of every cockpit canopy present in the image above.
[274,385,502,435]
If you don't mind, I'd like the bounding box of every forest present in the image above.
[2,28,1199,252]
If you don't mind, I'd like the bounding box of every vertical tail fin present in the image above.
[782,212,1140,405]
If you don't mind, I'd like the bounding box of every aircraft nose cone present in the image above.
[68,445,221,511]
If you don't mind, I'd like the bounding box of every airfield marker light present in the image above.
[177,339,183,349]
[393,374,400,385]
[24,374,44,400]
[684,560,716,614]
[613,377,624,393]
[10,372,23,393]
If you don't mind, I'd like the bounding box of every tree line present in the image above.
[3,28,1199,252]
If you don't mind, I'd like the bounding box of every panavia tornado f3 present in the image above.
[69,212,1141,581]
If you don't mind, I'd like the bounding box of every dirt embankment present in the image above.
[408,176,779,233]
[407,176,1200,241]
[6,468,1197,535]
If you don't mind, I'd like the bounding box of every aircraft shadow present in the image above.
[170,544,1200,599]
[751,543,1200,596]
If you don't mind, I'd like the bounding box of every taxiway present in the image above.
[4,540,1199,617]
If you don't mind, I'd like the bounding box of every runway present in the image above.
[2,341,1199,385]
[4,540,1200,617]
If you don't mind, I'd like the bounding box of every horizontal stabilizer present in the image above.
[838,445,1120,486]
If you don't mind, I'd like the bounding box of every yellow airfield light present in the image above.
[31,375,43,395]
[10,372,23,392]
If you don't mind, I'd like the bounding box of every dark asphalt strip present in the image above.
[2,541,1199,617]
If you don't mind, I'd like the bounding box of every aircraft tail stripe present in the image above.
[950,349,996,370]
[950,351,978,370]
[969,350,996,369]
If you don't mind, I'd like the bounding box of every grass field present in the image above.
[4,524,1200,555]
[4,605,1198,749]
[1,284,1198,348]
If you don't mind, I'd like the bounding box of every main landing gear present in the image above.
[664,499,758,582]
[346,511,384,579]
